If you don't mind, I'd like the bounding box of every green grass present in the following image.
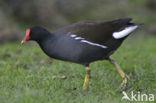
[0,35,156,103]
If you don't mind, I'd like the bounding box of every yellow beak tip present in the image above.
[21,40,26,44]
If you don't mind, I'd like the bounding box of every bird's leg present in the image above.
[83,66,90,89]
[108,57,130,89]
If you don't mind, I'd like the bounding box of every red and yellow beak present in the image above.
[21,29,30,44]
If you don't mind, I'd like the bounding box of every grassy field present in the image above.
[0,35,155,103]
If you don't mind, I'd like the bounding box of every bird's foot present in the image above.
[83,74,90,90]
[120,75,130,90]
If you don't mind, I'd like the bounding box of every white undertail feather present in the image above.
[113,25,138,39]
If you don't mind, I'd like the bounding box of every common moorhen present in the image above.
[21,18,141,89]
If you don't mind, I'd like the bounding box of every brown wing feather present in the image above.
[55,18,132,45]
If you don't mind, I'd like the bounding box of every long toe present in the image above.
[120,75,130,90]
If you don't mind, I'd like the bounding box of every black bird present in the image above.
[21,18,141,89]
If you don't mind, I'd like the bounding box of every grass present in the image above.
[0,35,155,103]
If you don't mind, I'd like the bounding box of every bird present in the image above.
[21,18,141,89]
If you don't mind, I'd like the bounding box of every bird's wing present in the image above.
[55,18,138,45]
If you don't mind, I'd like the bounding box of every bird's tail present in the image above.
[112,18,142,39]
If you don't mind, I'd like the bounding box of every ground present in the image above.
[0,35,155,103]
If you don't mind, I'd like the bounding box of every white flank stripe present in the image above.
[81,40,107,49]
[69,33,107,49]
[113,25,138,39]
[70,35,77,37]
[75,37,84,40]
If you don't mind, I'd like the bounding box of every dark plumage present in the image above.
[21,18,141,89]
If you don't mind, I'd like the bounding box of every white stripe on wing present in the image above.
[80,40,107,49]
[69,33,107,49]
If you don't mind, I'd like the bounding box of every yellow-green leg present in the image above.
[83,66,90,89]
[108,57,130,89]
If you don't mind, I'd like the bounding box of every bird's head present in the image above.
[21,26,50,44]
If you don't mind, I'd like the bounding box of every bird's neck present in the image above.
[36,32,54,43]
[37,33,55,49]
[36,34,57,58]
